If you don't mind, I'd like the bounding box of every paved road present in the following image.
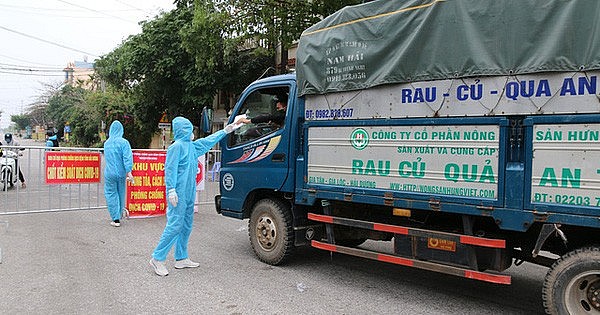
[0,138,550,314]
[0,201,548,314]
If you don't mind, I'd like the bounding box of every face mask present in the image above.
[190,133,194,141]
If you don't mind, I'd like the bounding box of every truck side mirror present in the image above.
[201,106,213,134]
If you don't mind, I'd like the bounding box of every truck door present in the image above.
[219,83,293,214]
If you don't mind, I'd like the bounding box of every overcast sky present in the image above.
[0,0,175,130]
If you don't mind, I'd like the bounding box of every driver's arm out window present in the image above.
[229,87,289,147]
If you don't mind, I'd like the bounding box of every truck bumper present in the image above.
[214,195,245,219]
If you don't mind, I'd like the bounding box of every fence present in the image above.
[0,144,222,216]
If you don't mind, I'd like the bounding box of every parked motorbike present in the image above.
[0,150,19,191]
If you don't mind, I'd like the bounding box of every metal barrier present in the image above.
[0,145,222,216]
[0,145,104,215]
[196,149,222,207]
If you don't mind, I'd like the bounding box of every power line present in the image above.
[0,67,63,73]
[0,4,143,20]
[111,0,152,15]
[0,7,109,19]
[0,25,99,57]
[0,70,65,77]
[0,62,64,71]
[54,0,138,24]
[0,53,63,67]
[0,3,136,13]
[0,3,84,12]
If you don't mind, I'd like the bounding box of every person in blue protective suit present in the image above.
[46,131,59,148]
[103,120,134,227]
[150,116,246,276]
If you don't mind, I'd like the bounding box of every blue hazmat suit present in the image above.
[46,134,58,148]
[152,116,227,262]
[103,121,133,221]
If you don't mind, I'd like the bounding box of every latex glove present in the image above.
[224,114,248,134]
[168,188,178,207]
[224,123,240,134]
[233,114,247,124]
[126,172,135,184]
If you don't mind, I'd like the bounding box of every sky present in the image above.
[0,0,176,130]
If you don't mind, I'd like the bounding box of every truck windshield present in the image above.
[229,86,289,147]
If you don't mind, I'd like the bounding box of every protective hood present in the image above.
[172,116,193,142]
[103,119,133,180]
[108,120,124,139]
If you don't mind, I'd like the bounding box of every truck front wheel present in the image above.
[248,199,294,265]
[542,246,600,314]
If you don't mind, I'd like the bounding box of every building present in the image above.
[63,60,96,89]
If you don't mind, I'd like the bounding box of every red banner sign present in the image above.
[126,150,167,217]
[45,151,102,184]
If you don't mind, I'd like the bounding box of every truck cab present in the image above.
[216,74,300,220]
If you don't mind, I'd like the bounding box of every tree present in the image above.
[25,81,64,129]
[46,85,86,141]
[84,89,139,148]
[96,5,210,141]
[207,0,365,72]
[26,101,49,128]
[44,84,144,148]
[180,1,273,108]
[11,114,30,131]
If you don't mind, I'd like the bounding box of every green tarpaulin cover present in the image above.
[297,0,600,96]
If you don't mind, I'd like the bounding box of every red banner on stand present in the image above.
[126,150,167,217]
[45,151,101,184]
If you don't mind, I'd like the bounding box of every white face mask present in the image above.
[190,133,194,141]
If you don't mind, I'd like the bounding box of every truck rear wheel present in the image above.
[542,246,600,315]
[248,198,294,265]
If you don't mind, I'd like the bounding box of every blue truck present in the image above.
[212,1,600,314]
